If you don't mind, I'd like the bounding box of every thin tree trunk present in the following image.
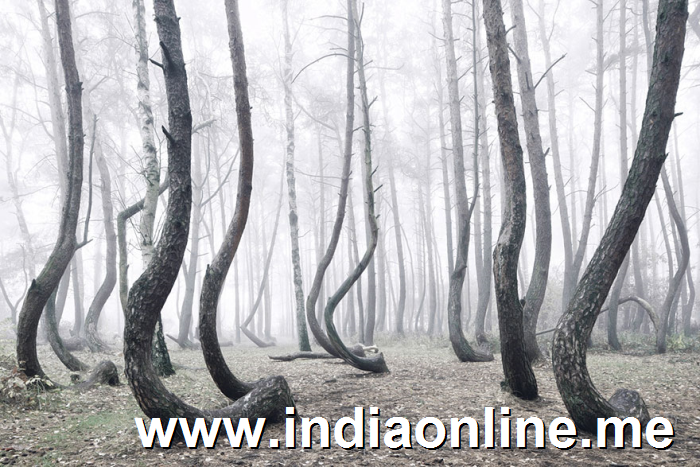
[483,0,538,399]
[510,0,552,363]
[388,165,406,335]
[281,0,311,352]
[607,0,631,351]
[443,0,492,362]
[657,169,690,352]
[85,125,116,353]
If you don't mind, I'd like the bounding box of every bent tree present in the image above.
[552,0,686,433]
[483,0,538,399]
[124,0,294,428]
[16,0,84,382]
[321,0,388,374]
[442,0,492,363]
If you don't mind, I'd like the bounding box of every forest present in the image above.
[0,0,699,465]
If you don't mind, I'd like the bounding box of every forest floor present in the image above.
[1,335,699,466]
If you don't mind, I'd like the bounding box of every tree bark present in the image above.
[16,0,83,382]
[607,0,631,352]
[442,0,492,363]
[656,169,690,352]
[85,125,116,353]
[281,0,311,352]
[552,0,686,433]
[125,0,294,425]
[510,0,552,363]
[388,164,406,335]
[483,0,538,399]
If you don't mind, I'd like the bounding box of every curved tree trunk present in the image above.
[510,0,551,364]
[16,0,83,382]
[320,0,388,373]
[240,185,283,347]
[125,0,294,425]
[552,0,686,433]
[303,0,358,359]
[442,0,493,363]
[483,0,538,400]
[656,168,689,353]
[85,130,116,353]
[46,290,88,372]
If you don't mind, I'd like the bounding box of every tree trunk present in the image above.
[474,8,493,347]
[388,164,406,335]
[510,0,551,363]
[241,184,283,347]
[132,0,174,375]
[125,0,294,425]
[607,0,631,351]
[356,14,377,347]
[483,0,538,399]
[16,0,83,382]
[85,127,116,353]
[443,0,492,363]
[656,169,690,352]
[552,0,686,432]
[281,0,311,352]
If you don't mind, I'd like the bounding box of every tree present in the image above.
[281,0,312,352]
[124,0,294,426]
[442,0,492,363]
[483,0,538,399]
[552,0,687,432]
[132,0,175,375]
[321,0,388,374]
[510,0,552,363]
[16,0,84,382]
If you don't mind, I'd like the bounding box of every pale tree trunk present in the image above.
[126,0,295,423]
[606,0,631,352]
[563,0,605,314]
[17,0,83,382]
[656,169,689,352]
[1,76,37,282]
[552,0,686,432]
[84,121,116,353]
[134,0,160,267]
[376,195,388,332]
[537,0,572,315]
[281,0,311,351]
[510,0,551,363]
[443,0,492,362]
[240,186,283,347]
[348,188,365,342]
[474,7,493,347]
[355,17,377,346]
[388,164,406,335]
[483,0,538,399]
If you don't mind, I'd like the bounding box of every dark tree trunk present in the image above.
[442,0,492,363]
[510,0,552,364]
[483,0,538,400]
[16,0,83,382]
[552,0,686,433]
[124,0,294,425]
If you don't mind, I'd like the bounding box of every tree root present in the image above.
[69,360,120,391]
